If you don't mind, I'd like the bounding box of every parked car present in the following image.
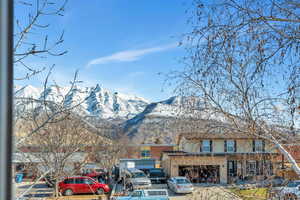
[278,180,300,200]
[82,168,105,177]
[58,176,110,196]
[82,169,109,184]
[123,168,152,190]
[167,177,194,194]
[112,189,169,200]
[259,176,286,187]
[145,168,167,184]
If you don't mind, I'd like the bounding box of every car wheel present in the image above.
[63,189,73,196]
[96,188,105,195]
[284,193,298,200]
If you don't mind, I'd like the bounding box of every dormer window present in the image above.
[201,140,212,152]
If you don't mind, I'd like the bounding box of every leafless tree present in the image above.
[14,0,67,80]
[169,0,300,178]
[12,1,108,198]
[92,131,132,184]
[16,114,104,197]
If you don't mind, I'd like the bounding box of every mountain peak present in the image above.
[15,84,149,120]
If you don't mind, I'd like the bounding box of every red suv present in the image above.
[58,176,110,196]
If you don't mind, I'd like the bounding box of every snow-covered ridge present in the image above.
[14,84,149,120]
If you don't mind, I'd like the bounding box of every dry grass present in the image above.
[229,188,268,200]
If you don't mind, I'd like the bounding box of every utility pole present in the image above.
[0,0,14,199]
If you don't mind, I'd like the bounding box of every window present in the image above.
[202,140,211,152]
[131,191,142,197]
[175,178,190,184]
[132,172,146,178]
[84,178,94,184]
[253,140,264,152]
[264,161,273,176]
[64,179,75,184]
[287,181,300,188]
[228,160,237,176]
[256,161,263,175]
[75,178,85,184]
[147,190,168,196]
[141,150,151,158]
[226,140,235,152]
[246,161,256,176]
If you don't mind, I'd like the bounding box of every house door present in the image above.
[227,161,237,177]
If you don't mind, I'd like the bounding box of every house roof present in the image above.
[162,151,278,157]
[176,119,300,144]
[281,145,300,161]
[176,121,257,144]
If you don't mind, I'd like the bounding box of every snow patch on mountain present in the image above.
[15,84,149,120]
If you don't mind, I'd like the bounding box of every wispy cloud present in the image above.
[86,43,177,67]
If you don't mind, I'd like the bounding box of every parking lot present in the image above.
[113,184,241,200]
[15,182,241,200]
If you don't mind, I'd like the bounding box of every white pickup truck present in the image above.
[112,189,169,200]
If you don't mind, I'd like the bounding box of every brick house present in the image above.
[161,132,279,184]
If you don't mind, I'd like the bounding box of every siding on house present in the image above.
[236,139,253,153]
[181,138,275,153]
[265,142,277,153]
[213,140,224,153]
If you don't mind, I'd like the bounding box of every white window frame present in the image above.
[246,161,256,176]
[226,140,235,152]
[202,140,211,152]
[254,140,263,152]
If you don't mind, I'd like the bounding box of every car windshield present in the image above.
[147,190,168,196]
[287,181,300,187]
[132,172,146,178]
[176,178,190,184]
[149,169,165,177]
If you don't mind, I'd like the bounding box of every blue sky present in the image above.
[15,0,191,101]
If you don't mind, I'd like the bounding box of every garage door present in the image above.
[178,165,220,183]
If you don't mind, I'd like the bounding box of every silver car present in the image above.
[167,177,194,194]
[124,168,152,190]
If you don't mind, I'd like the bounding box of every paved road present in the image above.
[182,186,241,200]
[114,184,241,200]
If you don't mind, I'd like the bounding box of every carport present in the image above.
[179,165,220,183]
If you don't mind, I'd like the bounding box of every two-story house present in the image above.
[161,131,279,184]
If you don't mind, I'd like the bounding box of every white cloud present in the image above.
[86,43,177,67]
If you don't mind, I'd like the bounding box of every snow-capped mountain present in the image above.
[15,84,149,120]
[121,96,213,143]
